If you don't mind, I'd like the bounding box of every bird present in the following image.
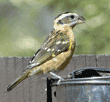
[6,12,85,92]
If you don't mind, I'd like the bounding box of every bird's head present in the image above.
[54,12,85,30]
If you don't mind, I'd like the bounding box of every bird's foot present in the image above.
[57,78,64,85]
[49,72,64,85]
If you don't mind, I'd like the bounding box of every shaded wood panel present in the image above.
[0,57,8,102]
[96,55,106,68]
[22,57,31,102]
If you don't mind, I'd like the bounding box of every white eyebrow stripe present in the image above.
[56,13,77,21]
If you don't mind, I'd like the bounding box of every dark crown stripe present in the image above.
[55,12,73,20]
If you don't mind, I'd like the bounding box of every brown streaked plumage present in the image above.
[6,12,85,92]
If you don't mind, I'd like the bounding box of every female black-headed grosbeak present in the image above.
[6,12,85,92]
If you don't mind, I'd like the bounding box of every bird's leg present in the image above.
[49,72,64,84]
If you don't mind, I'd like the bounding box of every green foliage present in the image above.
[0,0,110,56]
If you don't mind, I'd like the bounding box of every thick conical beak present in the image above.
[77,15,85,24]
[69,14,85,28]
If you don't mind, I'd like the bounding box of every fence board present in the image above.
[15,57,24,102]
[96,55,106,68]
[22,57,30,102]
[7,57,16,102]
[0,57,7,102]
[105,55,110,69]
[85,55,96,67]
[73,55,86,70]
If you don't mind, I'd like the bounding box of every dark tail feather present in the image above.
[5,72,29,92]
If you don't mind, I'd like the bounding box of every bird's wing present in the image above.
[25,29,70,71]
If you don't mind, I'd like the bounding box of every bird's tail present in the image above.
[6,72,30,92]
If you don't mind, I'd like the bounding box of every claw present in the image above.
[57,78,63,84]
[49,72,64,84]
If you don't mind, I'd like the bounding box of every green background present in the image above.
[0,0,110,56]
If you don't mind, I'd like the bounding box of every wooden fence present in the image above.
[0,55,110,102]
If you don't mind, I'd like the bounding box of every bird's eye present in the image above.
[70,15,74,19]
